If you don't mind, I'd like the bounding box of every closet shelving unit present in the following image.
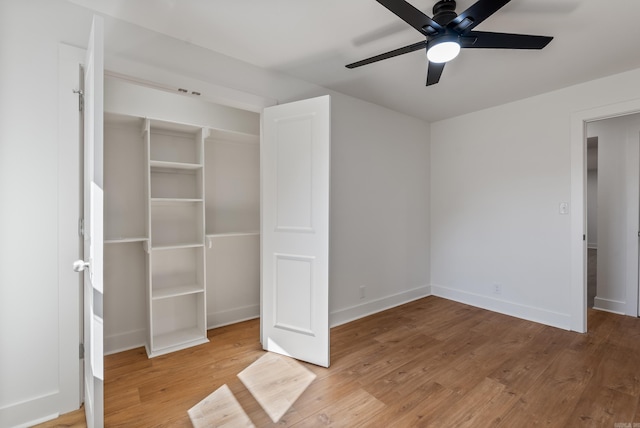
[144,118,209,357]
[102,77,262,357]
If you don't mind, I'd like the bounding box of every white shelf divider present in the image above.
[152,285,203,300]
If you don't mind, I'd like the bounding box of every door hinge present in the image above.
[583,234,586,241]
[79,343,84,360]
[73,89,84,111]
[79,218,85,237]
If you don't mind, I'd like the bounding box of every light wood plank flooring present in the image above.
[36,296,640,427]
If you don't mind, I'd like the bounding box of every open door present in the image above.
[73,15,104,428]
[261,95,331,367]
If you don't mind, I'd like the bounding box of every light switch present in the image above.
[559,202,569,215]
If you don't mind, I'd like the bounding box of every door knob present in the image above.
[73,260,90,272]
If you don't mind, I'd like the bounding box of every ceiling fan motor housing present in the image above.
[432,0,458,25]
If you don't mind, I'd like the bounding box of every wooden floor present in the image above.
[37,296,640,427]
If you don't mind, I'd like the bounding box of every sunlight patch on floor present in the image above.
[188,352,316,426]
[238,352,316,423]
[188,384,255,428]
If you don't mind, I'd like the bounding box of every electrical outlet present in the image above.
[559,202,569,215]
[359,285,366,299]
[493,284,502,295]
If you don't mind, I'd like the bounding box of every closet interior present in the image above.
[102,76,261,357]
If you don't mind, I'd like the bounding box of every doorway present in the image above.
[586,115,640,317]
[571,101,640,333]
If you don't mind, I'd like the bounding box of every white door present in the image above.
[74,15,105,428]
[261,95,331,367]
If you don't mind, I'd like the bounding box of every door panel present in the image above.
[261,96,331,368]
[275,254,314,334]
[275,116,314,231]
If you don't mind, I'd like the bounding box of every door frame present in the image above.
[570,97,640,332]
[58,43,86,414]
[58,42,278,417]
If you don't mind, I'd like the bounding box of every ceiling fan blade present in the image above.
[426,61,445,86]
[460,31,553,49]
[346,40,427,68]
[449,0,511,33]
[376,0,444,36]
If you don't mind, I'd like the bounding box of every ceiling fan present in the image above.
[346,0,553,86]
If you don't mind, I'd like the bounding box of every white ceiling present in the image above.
[66,0,640,122]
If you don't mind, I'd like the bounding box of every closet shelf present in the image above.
[206,231,260,238]
[149,160,202,170]
[151,198,203,203]
[152,285,203,300]
[104,236,148,244]
[152,242,204,251]
[149,328,209,357]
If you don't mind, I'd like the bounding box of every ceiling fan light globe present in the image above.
[427,41,460,63]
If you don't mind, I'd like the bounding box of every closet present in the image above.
[102,76,260,357]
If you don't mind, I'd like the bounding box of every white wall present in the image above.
[206,234,260,328]
[587,114,640,314]
[204,139,260,235]
[329,94,431,325]
[0,0,431,425]
[431,67,640,329]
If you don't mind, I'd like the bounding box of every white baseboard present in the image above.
[329,285,431,327]
[105,328,146,355]
[0,391,60,428]
[207,304,260,330]
[430,284,571,330]
[593,297,626,315]
[105,283,578,356]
